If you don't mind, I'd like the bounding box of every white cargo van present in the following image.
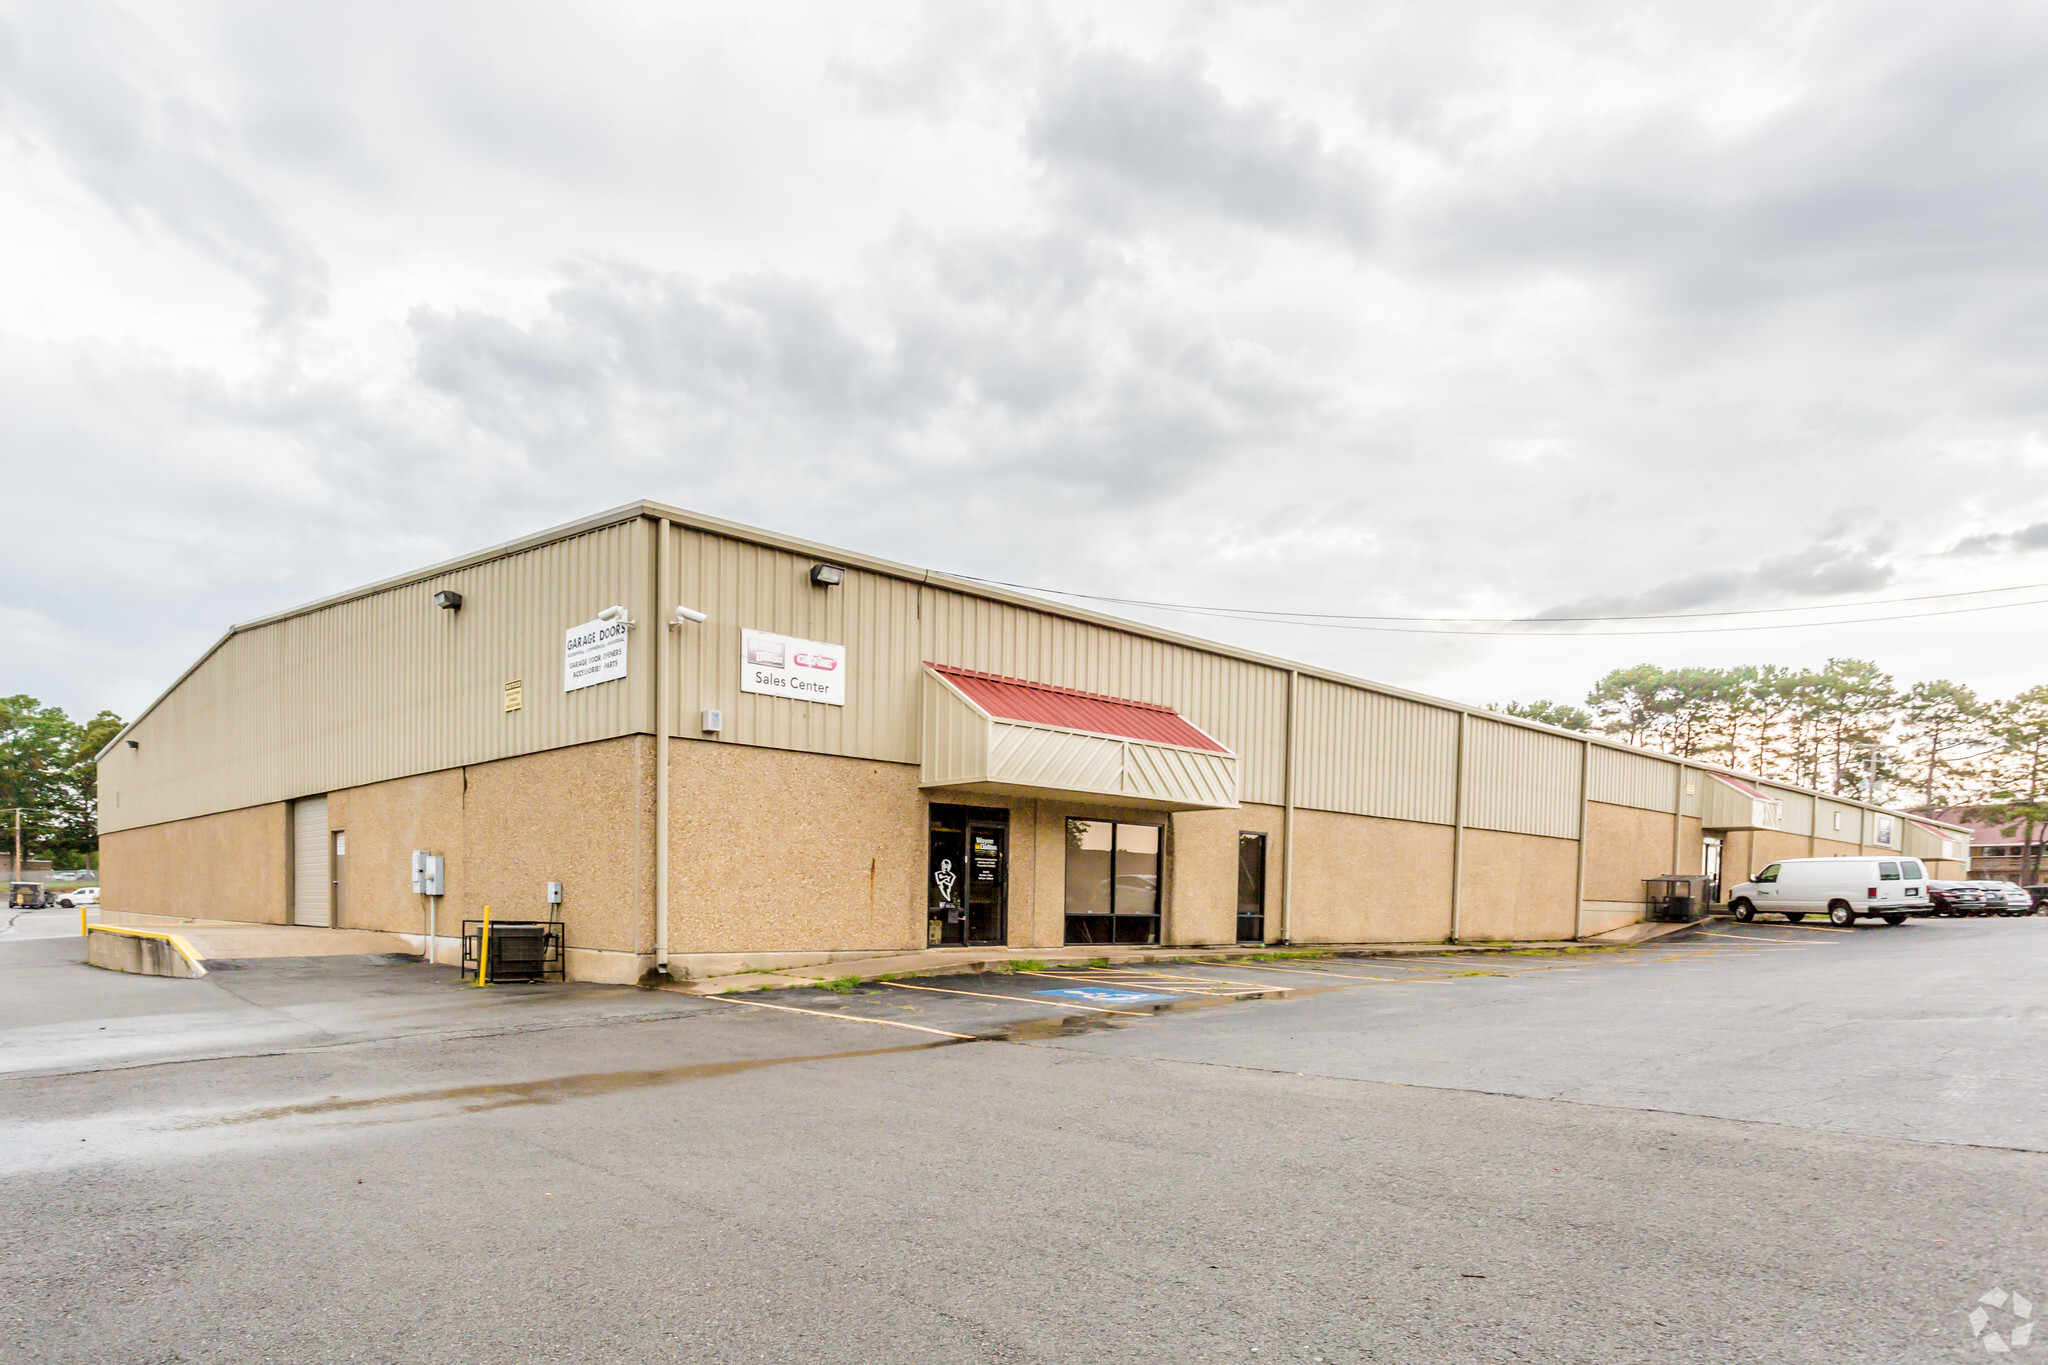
[1725,856,1928,926]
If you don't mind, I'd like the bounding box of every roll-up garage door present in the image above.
[292,796,331,927]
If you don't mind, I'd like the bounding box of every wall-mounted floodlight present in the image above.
[673,605,708,624]
[433,590,463,611]
[126,739,139,750]
[809,564,845,587]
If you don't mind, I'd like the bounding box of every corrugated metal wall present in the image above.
[102,521,649,833]
[1463,717,1583,839]
[918,586,1291,806]
[918,672,988,787]
[1291,678,1457,824]
[1815,798,1858,840]
[671,526,923,761]
[110,504,1961,857]
[1588,746,1679,813]
[1761,784,1815,836]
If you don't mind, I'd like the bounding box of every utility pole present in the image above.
[10,807,17,883]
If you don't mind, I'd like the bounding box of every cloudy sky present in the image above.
[5,0,2047,722]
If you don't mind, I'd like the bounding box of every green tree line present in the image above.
[1493,662,2048,882]
[1,696,124,872]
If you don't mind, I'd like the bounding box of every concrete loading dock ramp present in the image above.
[85,915,413,978]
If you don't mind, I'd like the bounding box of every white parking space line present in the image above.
[715,995,975,1038]
[880,978,1142,1015]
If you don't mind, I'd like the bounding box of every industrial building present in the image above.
[98,502,1973,982]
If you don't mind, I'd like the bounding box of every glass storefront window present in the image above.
[1114,823,1159,917]
[1065,820,1114,917]
[1066,818,1161,945]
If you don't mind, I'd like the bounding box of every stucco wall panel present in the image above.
[1583,802,1677,904]
[459,737,653,958]
[1724,829,1816,884]
[1287,810,1456,944]
[100,803,288,923]
[324,769,464,936]
[1166,803,1285,946]
[1458,829,1579,942]
[666,740,926,956]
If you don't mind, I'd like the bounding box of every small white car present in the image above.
[1971,881,2036,915]
[1726,856,1928,926]
[54,886,100,909]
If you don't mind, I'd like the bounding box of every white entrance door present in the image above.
[292,796,331,927]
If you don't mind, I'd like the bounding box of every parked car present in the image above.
[1926,881,1991,917]
[1969,881,2036,916]
[2029,885,2048,912]
[46,870,90,882]
[1727,857,1929,926]
[54,885,99,910]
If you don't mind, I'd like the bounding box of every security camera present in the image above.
[673,605,708,624]
[596,605,629,623]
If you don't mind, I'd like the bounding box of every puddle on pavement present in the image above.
[176,1039,960,1130]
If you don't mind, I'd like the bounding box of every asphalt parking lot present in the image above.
[3,913,2045,1363]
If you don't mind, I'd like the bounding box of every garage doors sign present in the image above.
[741,629,846,706]
[564,618,630,692]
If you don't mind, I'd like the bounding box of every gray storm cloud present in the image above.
[3,0,2048,719]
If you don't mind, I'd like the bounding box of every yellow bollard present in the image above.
[80,904,88,937]
[476,904,491,987]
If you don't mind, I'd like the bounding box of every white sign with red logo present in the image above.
[740,628,846,706]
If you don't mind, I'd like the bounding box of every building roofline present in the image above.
[94,498,1980,838]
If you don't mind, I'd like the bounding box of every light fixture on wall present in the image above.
[809,563,845,587]
[433,590,463,611]
[125,739,139,750]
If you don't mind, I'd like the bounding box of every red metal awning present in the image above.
[924,664,1228,753]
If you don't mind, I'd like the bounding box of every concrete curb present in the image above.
[666,935,1641,995]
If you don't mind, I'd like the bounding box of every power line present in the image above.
[969,581,2048,636]
[961,576,2048,625]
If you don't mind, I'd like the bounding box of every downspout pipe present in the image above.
[655,517,672,975]
[1572,739,1590,940]
[1450,711,1468,943]
[1280,669,1297,945]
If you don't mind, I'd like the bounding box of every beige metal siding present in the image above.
[1761,785,1815,836]
[1119,740,1238,809]
[102,522,650,833]
[670,526,924,763]
[985,724,1127,798]
[1902,821,1965,862]
[291,796,329,927]
[919,588,1289,806]
[1816,798,1858,841]
[1463,717,1582,839]
[1588,746,1679,813]
[1291,677,1457,824]
[1698,775,1748,829]
[919,672,989,788]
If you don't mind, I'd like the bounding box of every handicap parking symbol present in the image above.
[1034,988,1178,1005]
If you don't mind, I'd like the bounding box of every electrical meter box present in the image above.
[546,881,563,905]
[412,851,445,897]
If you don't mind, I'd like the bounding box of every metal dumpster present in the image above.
[1643,874,1713,923]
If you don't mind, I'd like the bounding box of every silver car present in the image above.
[1969,881,2036,916]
